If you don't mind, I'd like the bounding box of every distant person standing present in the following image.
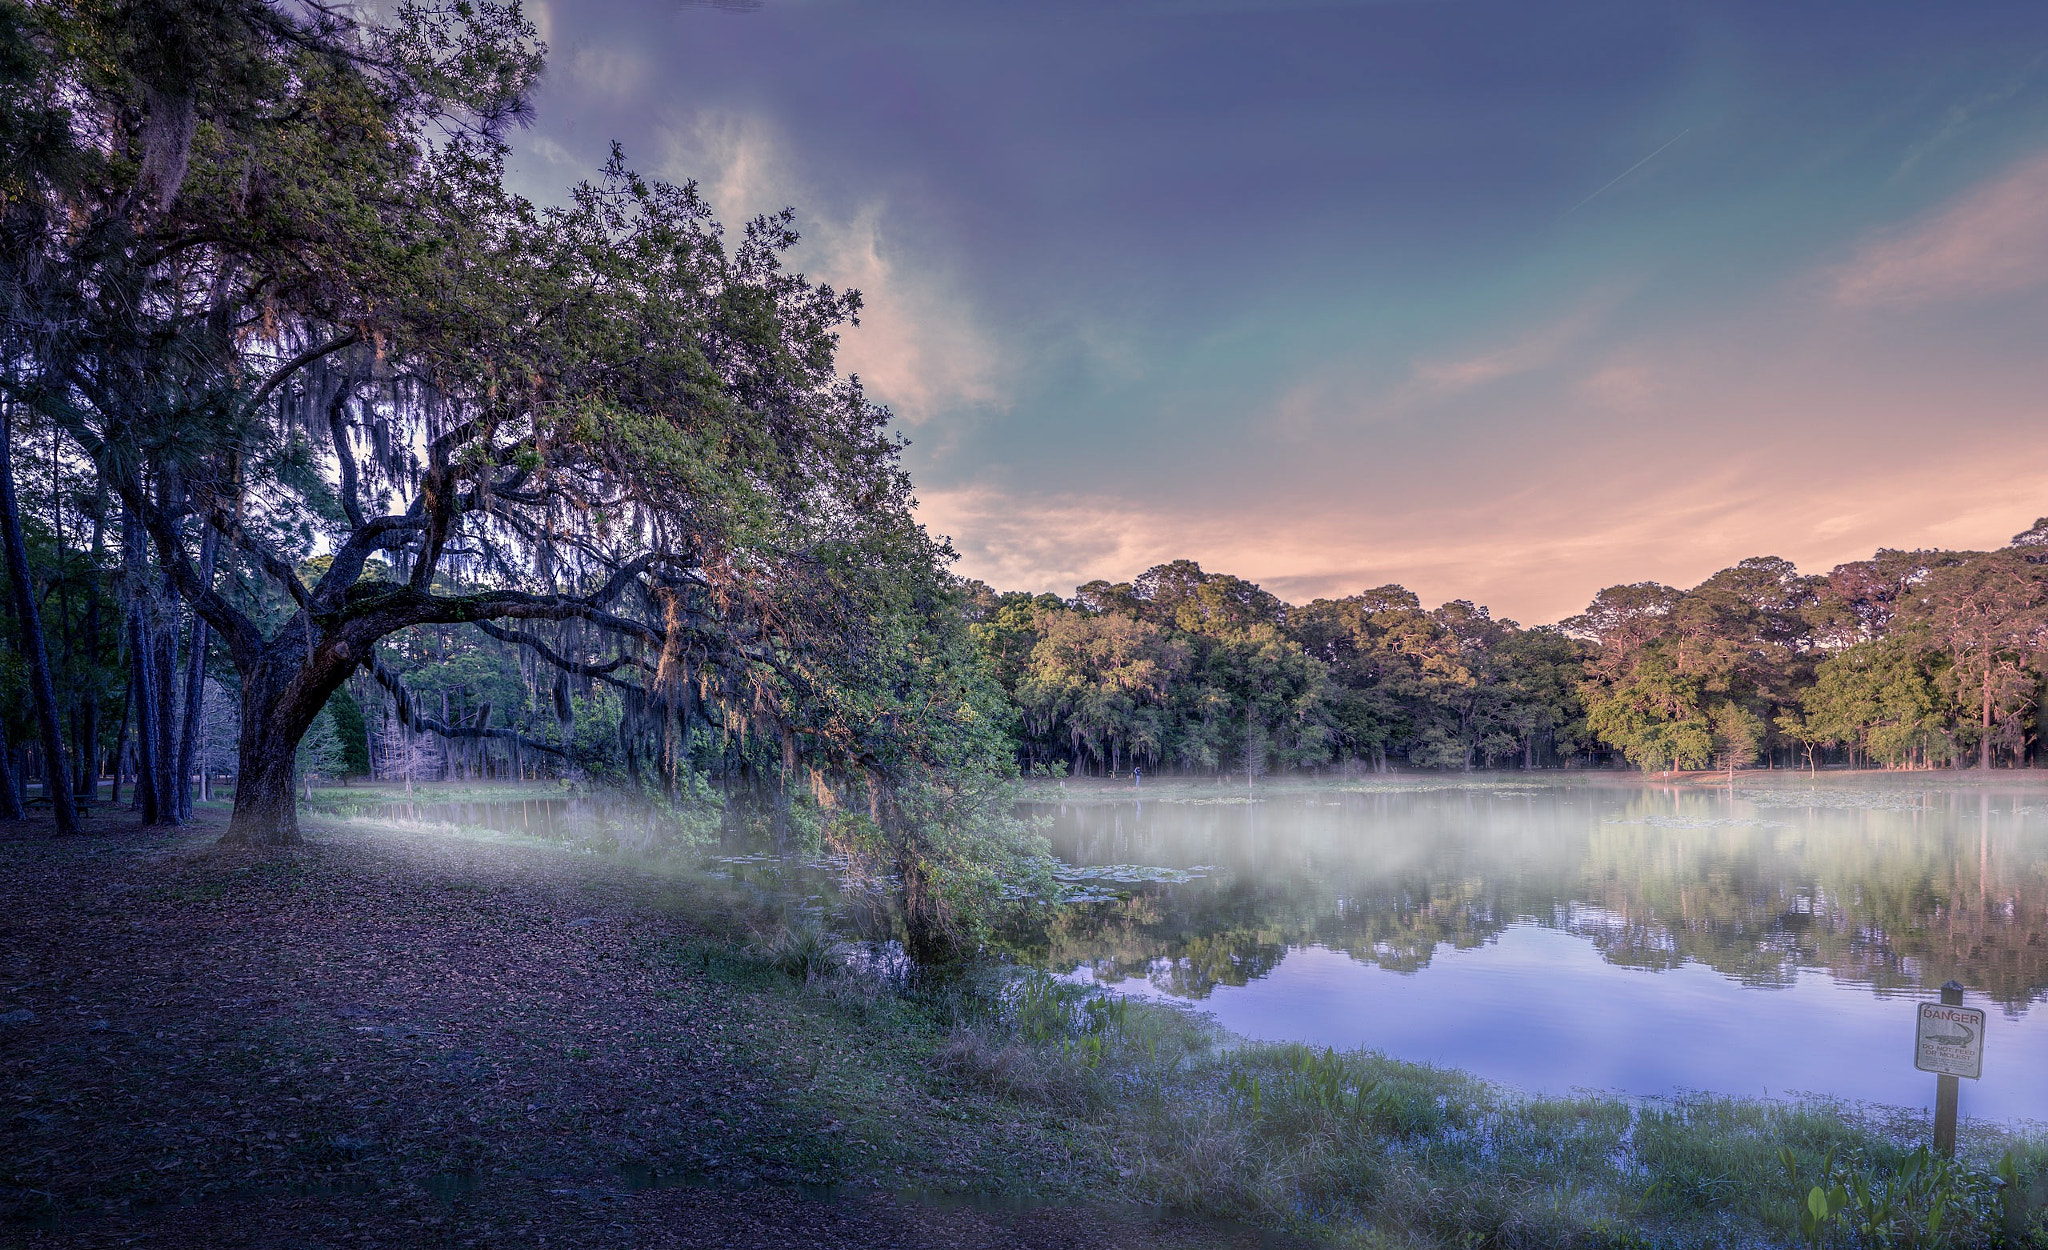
[1133,765,1141,788]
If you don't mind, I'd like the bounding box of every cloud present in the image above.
[660,111,784,228]
[527,0,555,46]
[564,46,651,105]
[1893,67,2037,178]
[820,207,1003,425]
[1262,375,1347,441]
[1405,298,1612,396]
[918,487,1174,594]
[657,112,1002,425]
[1832,151,2048,307]
[1578,361,1658,412]
[925,419,2048,626]
[914,232,2048,625]
[524,135,577,168]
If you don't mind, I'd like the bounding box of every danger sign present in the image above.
[1915,1001,1985,1080]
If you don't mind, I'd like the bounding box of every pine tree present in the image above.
[327,689,372,781]
[295,712,345,801]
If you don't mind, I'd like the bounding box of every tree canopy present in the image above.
[971,530,2048,778]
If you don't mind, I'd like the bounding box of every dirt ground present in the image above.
[0,810,1291,1249]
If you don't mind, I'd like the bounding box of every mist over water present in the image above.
[1036,775,2048,1123]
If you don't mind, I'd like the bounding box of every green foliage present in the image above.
[1777,1142,2017,1249]
[1007,970,1090,1044]
[1710,699,1765,772]
[325,687,371,778]
[5,0,1058,877]
[1567,548,2048,772]
[1582,650,1713,770]
[294,710,345,782]
[1800,639,1951,768]
[975,561,1592,778]
[0,439,125,766]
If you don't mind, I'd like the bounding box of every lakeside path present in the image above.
[0,809,1283,1250]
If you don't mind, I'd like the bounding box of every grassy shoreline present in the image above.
[6,805,2045,1247]
[947,983,2047,1248]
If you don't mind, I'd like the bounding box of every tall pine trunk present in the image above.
[79,499,106,803]
[122,506,187,824]
[151,573,176,818]
[74,687,96,801]
[174,526,218,820]
[110,674,131,807]
[0,404,76,834]
[0,734,20,820]
[122,508,169,824]
[1981,668,1993,771]
[128,605,161,823]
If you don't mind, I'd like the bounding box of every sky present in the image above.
[508,0,2048,625]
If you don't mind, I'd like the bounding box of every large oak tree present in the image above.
[2,1,1036,959]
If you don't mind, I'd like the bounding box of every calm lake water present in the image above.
[1036,775,2048,1125]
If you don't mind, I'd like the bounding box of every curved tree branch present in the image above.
[246,331,361,416]
[365,657,565,755]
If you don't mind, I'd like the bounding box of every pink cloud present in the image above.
[1404,295,1620,397]
[658,113,1002,426]
[925,441,2048,626]
[922,170,2048,626]
[1408,314,1584,393]
[1577,360,1658,412]
[1833,151,2048,307]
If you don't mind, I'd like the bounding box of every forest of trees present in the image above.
[966,534,2048,778]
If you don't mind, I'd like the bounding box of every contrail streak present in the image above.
[1567,128,1690,214]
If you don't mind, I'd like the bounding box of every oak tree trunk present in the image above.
[220,622,357,846]
[228,714,302,845]
[895,837,957,966]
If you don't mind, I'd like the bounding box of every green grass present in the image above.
[297,778,577,814]
[631,929,1117,1196]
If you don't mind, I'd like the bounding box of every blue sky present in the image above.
[511,0,2048,623]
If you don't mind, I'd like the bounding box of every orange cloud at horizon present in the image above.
[921,443,2048,626]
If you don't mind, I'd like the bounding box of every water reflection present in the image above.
[1035,776,2048,1118]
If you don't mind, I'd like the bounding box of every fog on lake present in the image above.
[1036,774,2048,1124]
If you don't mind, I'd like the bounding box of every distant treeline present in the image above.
[964,527,2048,775]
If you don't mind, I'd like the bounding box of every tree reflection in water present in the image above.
[1033,778,2048,1012]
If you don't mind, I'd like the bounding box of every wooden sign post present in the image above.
[1914,981,1984,1158]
